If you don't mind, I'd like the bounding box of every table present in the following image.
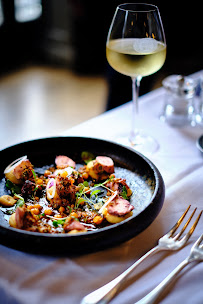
[0,71,203,304]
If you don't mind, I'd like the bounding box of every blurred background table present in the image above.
[0,0,202,151]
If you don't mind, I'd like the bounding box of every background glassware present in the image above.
[160,75,197,127]
[195,73,203,126]
[106,3,166,154]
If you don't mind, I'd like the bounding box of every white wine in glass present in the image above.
[106,4,166,154]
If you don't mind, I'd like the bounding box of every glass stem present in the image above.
[130,76,142,144]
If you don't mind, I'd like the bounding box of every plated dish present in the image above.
[1,154,134,234]
[0,137,165,254]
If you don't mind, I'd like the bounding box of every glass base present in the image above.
[116,133,159,156]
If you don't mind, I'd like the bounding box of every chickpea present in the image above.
[59,206,65,213]
[82,172,89,179]
[76,198,85,206]
[70,211,78,218]
[33,204,42,210]
[127,188,132,197]
[27,205,34,210]
[44,209,53,216]
[27,204,42,210]
[31,208,40,215]
[44,170,51,177]
[93,215,103,225]
[84,187,91,195]
[69,177,75,185]
[36,178,43,185]
[61,171,68,178]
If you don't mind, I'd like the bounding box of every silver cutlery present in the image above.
[134,233,203,304]
[81,205,202,304]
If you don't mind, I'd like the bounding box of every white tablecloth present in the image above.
[0,72,203,304]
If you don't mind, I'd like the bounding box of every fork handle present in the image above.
[81,246,160,304]
[134,258,189,304]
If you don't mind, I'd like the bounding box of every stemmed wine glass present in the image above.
[106,3,166,154]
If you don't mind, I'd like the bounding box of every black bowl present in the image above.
[0,137,165,255]
[196,135,203,153]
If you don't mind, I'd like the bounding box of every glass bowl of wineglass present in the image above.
[106,3,166,155]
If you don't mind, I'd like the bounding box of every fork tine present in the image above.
[174,208,197,240]
[193,233,203,247]
[169,205,191,237]
[181,210,203,243]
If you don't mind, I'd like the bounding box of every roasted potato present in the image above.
[0,195,16,207]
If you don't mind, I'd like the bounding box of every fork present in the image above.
[134,233,203,304]
[81,206,202,304]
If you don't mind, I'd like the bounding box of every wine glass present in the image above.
[106,3,166,154]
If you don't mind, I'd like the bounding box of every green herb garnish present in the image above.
[83,181,89,187]
[75,178,115,211]
[15,194,25,207]
[121,186,128,200]
[53,219,65,228]
[81,151,95,164]
[67,206,72,214]
[32,170,37,182]
[90,189,101,197]
[6,179,21,195]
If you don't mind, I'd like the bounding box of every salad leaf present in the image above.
[121,186,128,200]
[6,179,21,195]
[15,194,25,207]
[90,189,101,197]
[81,151,95,164]
[83,181,89,187]
[53,219,65,228]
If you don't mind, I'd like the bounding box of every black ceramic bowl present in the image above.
[0,137,165,254]
[196,135,203,153]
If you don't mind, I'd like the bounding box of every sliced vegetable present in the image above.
[46,178,56,200]
[4,156,27,174]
